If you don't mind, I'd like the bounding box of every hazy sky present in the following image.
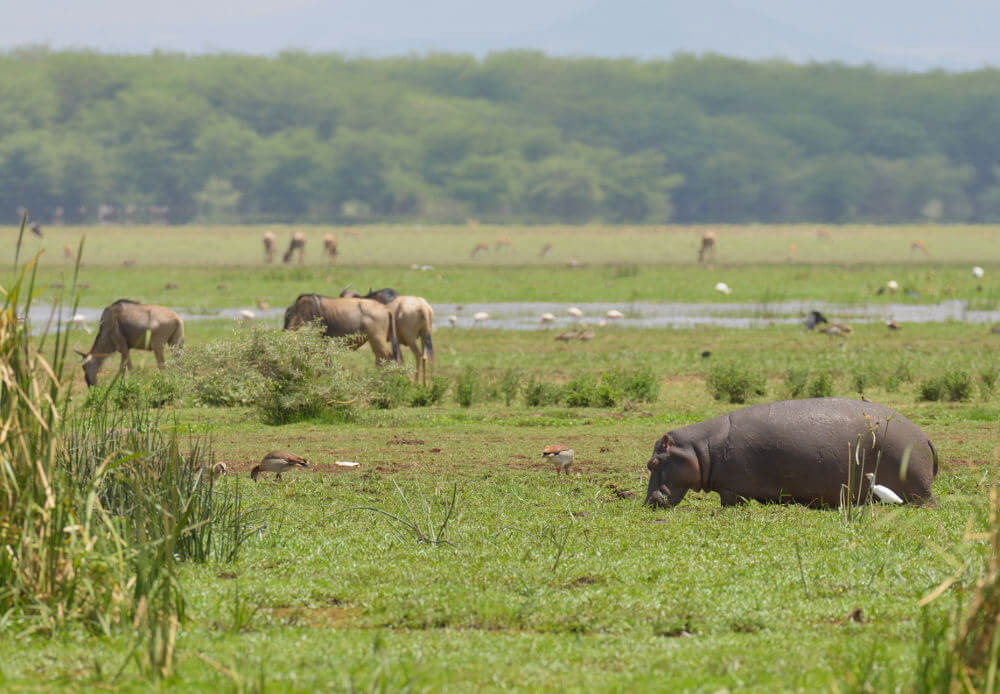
[4,0,999,70]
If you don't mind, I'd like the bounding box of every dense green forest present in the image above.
[2,48,1000,224]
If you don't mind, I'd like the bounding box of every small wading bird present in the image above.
[542,445,574,476]
[540,312,555,324]
[865,473,903,504]
[973,266,985,279]
[567,306,583,320]
[715,282,732,295]
[448,314,458,326]
[473,311,490,325]
[606,309,624,320]
[251,451,310,482]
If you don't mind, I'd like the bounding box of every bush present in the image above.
[455,366,478,407]
[884,360,913,392]
[784,368,810,398]
[84,371,180,410]
[980,364,999,397]
[370,370,413,409]
[620,367,659,402]
[706,362,766,404]
[918,377,945,402]
[594,373,623,407]
[524,377,563,407]
[807,372,834,398]
[499,368,523,406]
[919,370,973,402]
[564,375,597,407]
[410,378,449,407]
[851,367,874,395]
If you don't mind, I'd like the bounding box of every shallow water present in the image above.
[31,299,1000,333]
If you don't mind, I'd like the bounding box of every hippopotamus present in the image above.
[645,398,938,509]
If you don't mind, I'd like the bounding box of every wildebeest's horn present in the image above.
[73,347,89,357]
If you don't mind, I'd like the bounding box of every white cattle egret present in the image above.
[606,309,624,320]
[715,282,732,295]
[865,473,903,504]
[410,264,420,270]
[473,311,490,324]
[71,313,92,333]
[238,309,255,322]
[886,280,899,293]
[567,307,583,319]
[448,315,458,326]
[973,266,985,279]
[421,265,435,271]
[540,312,555,324]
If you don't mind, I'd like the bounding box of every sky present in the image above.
[4,0,999,71]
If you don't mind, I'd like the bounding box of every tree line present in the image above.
[2,48,1000,225]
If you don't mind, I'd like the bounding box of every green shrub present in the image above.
[499,368,523,406]
[370,370,412,409]
[885,360,913,392]
[943,369,974,402]
[620,367,659,402]
[851,367,874,395]
[83,371,180,410]
[564,375,597,407]
[410,378,449,407]
[706,362,766,404]
[524,377,563,407]
[594,373,623,407]
[455,366,478,407]
[784,368,810,398]
[980,364,999,397]
[808,372,834,398]
[919,377,945,401]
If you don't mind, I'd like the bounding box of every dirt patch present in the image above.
[266,602,360,628]
[387,436,425,446]
[605,482,637,500]
[429,447,442,453]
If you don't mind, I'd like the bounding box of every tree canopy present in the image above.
[2,48,999,224]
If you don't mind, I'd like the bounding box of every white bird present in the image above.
[715,282,732,295]
[567,307,583,319]
[238,309,255,322]
[606,309,624,320]
[420,265,435,271]
[540,312,555,324]
[410,264,420,270]
[334,461,360,468]
[473,311,490,324]
[448,314,458,326]
[865,473,903,504]
[71,313,92,333]
[886,280,899,293]
[973,266,985,279]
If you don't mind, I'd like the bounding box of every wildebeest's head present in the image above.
[339,285,361,298]
[645,434,700,509]
[75,348,110,388]
[364,288,398,305]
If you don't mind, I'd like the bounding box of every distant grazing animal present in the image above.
[816,228,831,240]
[63,245,74,262]
[473,311,490,324]
[787,244,797,262]
[238,310,255,322]
[212,462,228,478]
[645,398,938,509]
[256,297,269,311]
[803,310,828,330]
[470,242,489,258]
[606,310,624,321]
[542,445,574,476]
[911,240,929,255]
[495,237,514,252]
[448,315,458,326]
[567,307,583,319]
[283,232,306,264]
[165,282,179,290]
[555,331,576,341]
[577,329,595,341]
[820,324,849,338]
[75,300,185,387]
[353,289,434,385]
[323,233,338,262]
[540,242,553,258]
[29,221,42,238]
[698,231,716,264]
[283,293,401,365]
[886,280,899,294]
[98,204,117,225]
[263,231,277,262]
[345,228,361,239]
[887,321,901,330]
[251,451,310,482]
[540,312,555,324]
[123,259,136,267]
[715,282,732,295]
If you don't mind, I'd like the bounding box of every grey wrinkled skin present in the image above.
[645,398,938,509]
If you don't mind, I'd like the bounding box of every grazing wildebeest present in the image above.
[911,240,929,255]
[698,231,716,264]
[644,398,938,509]
[495,237,514,252]
[263,231,277,263]
[283,232,306,263]
[75,299,185,387]
[470,241,489,258]
[323,233,338,263]
[539,242,553,258]
[283,294,401,365]
[64,244,74,262]
[342,288,433,384]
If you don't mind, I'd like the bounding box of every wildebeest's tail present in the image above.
[422,302,434,363]
[928,440,939,476]
[387,312,402,363]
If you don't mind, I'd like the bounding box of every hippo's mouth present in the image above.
[645,484,673,509]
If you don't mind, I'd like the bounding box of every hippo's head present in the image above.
[645,434,701,509]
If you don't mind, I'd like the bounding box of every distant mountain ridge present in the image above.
[6,0,1000,70]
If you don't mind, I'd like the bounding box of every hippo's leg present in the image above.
[719,490,745,507]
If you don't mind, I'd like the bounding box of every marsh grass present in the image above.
[706,361,767,403]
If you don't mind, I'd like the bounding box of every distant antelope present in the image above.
[495,237,514,252]
[263,231,276,263]
[816,228,831,240]
[470,242,489,258]
[539,242,553,258]
[787,244,798,262]
[698,231,716,264]
[467,219,479,227]
[323,233,338,263]
[344,228,361,239]
[29,222,43,238]
[283,232,306,264]
[911,240,928,255]
[63,245,74,262]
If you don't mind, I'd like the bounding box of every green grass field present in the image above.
[2,225,999,691]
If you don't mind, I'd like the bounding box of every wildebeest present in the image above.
[75,299,185,387]
[698,231,716,264]
[470,242,489,258]
[495,237,514,252]
[283,293,401,365]
[323,233,338,263]
[911,240,929,255]
[263,231,277,262]
[283,232,306,264]
[340,287,431,381]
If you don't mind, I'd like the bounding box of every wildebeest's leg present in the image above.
[409,343,424,384]
[153,342,166,371]
[110,329,133,370]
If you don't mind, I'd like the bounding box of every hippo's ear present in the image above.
[659,434,673,451]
